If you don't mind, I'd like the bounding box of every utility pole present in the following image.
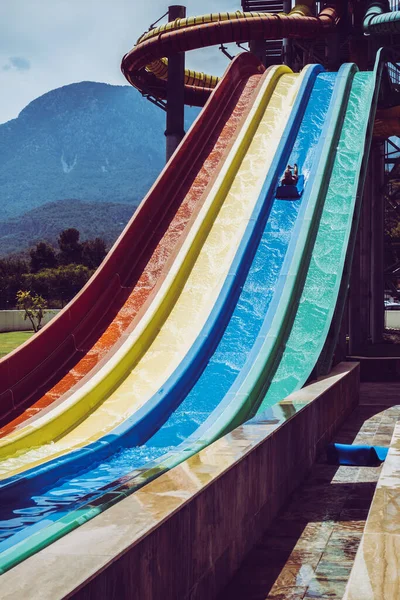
[165,5,186,162]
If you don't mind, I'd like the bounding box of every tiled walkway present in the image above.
[218,382,400,600]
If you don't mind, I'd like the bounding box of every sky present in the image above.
[0,0,242,124]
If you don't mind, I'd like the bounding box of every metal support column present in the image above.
[348,225,362,354]
[349,162,372,354]
[165,5,186,162]
[283,0,292,67]
[370,142,385,342]
[360,163,373,347]
[249,39,268,66]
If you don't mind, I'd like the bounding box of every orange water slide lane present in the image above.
[0,53,265,436]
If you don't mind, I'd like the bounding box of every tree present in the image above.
[23,264,93,308]
[58,228,82,265]
[30,242,58,273]
[51,264,93,306]
[0,258,28,309]
[81,237,107,269]
[16,290,47,333]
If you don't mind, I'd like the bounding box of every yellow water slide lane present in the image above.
[0,66,306,479]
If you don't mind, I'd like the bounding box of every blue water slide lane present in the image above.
[0,65,325,550]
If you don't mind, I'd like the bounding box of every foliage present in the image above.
[81,238,107,269]
[58,228,83,265]
[30,242,57,273]
[16,290,47,333]
[0,258,28,309]
[0,228,100,308]
[23,265,94,308]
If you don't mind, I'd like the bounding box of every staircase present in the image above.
[241,0,285,66]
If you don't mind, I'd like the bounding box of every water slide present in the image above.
[0,5,339,435]
[0,53,264,434]
[0,60,307,565]
[0,57,370,573]
[0,62,307,481]
[0,5,396,575]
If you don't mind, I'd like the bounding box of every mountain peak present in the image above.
[0,80,199,254]
[18,81,131,122]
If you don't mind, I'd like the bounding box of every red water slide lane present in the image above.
[0,53,265,432]
[121,7,339,106]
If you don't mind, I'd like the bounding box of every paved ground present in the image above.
[218,382,400,600]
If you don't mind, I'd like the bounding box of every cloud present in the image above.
[3,56,31,72]
[0,1,242,123]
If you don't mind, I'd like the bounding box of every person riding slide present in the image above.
[281,163,299,186]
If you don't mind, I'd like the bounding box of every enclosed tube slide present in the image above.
[0,53,264,432]
[121,6,339,106]
[363,0,400,34]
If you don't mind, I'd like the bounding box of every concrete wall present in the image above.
[0,362,359,600]
[385,310,400,329]
[0,310,59,333]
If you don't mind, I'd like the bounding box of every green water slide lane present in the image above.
[317,50,385,374]
[257,52,385,411]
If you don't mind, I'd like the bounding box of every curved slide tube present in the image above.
[121,7,339,105]
[0,63,331,569]
[0,65,301,479]
[363,0,400,34]
[0,53,263,434]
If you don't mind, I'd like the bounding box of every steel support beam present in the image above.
[249,39,268,66]
[165,5,186,162]
[348,144,385,353]
[370,142,385,342]
[282,0,292,67]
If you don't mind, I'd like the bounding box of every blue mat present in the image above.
[326,443,389,466]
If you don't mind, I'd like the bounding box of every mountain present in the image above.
[0,199,137,257]
[0,81,199,226]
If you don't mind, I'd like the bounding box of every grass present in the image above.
[0,331,34,359]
